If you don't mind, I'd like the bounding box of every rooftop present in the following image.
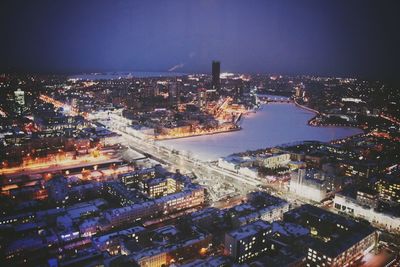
[228,220,271,240]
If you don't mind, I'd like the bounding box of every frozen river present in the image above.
[158,103,363,161]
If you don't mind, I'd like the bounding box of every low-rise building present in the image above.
[218,155,254,173]
[124,224,212,267]
[257,153,291,169]
[334,193,400,232]
[284,205,378,267]
[104,185,205,228]
[92,226,146,255]
[45,175,69,203]
[226,192,290,227]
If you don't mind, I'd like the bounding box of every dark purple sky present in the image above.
[1,0,399,80]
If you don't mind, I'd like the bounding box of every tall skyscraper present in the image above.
[212,60,220,91]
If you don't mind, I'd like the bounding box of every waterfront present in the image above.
[69,71,185,80]
[159,103,363,161]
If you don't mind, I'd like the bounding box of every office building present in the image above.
[138,177,183,198]
[257,153,291,169]
[284,205,378,267]
[224,220,272,263]
[375,175,400,204]
[104,185,205,228]
[120,168,156,188]
[289,168,341,202]
[334,193,400,232]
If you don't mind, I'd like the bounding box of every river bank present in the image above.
[159,103,363,161]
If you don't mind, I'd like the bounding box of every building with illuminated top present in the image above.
[138,177,183,198]
[103,185,205,228]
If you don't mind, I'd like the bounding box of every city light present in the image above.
[0,1,399,266]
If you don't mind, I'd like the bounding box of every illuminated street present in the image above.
[1,1,399,266]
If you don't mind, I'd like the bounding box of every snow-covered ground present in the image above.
[159,103,362,161]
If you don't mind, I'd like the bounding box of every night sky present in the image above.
[1,0,399,80]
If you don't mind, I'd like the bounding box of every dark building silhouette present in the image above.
[169,80,180,109]
[212,60,220,91]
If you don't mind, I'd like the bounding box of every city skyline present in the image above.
[1,0,400,81]
[1,1,399,266]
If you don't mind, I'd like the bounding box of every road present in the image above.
[0,153,120,177]
[360,248,398,267]
[91,111,300,204]
[90,110,400,264]
[106,125,260,201]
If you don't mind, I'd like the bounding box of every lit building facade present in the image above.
[375,176,400,204]
[104,186,205,228]
[306,231,376,267]
[120,168,156,188]
[289,169,340,202]
[284,205,378,267]
[334,193,400,232]
[139,177,182,198]
[224,220,273,263]
[258,153,291,169]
